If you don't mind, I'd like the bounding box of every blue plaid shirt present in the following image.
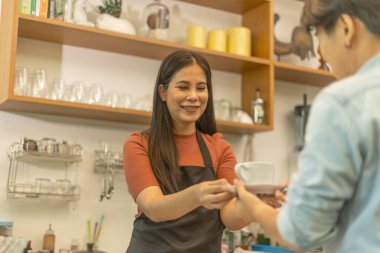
[278,53,380,253]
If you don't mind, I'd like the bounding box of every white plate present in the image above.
[245,184,285,195]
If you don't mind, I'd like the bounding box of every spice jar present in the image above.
[0,220,13,236]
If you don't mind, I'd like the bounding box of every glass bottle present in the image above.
[23,240,32,253]
[251,88,265,124]
[143,0,170,40]
[43,224,55,253]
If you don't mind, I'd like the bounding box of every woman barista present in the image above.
[123,50,250,253]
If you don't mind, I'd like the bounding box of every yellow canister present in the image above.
[227,27,252,56]
[207,30,227,52]
[187,25,207,48]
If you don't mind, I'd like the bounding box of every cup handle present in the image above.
[234,163,242,179]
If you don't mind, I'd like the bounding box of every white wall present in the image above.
[0,0,324,252]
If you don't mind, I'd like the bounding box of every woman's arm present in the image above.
[136,179,235,222]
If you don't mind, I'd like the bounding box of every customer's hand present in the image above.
[274,181,288,203]
[233,179,265,223]
[197,179,236,210]
[257,182,288,208]
[257,194,283,209]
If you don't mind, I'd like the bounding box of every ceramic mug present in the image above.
[234,162,274,184]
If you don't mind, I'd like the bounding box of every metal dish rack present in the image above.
[6,139,82,201]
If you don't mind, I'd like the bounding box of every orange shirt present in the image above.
[124,131,237,201]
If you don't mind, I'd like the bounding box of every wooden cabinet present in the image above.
[0,0,334,134]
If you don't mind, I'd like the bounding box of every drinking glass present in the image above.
[14,66,29,96]
[133,95,151,111]
[70,81,86,103]
[117,93,132,109]
[219,99,231,121]
[102,90,118,108]
[29,68,47,98]
[35,178,52,194]
[38,138,57,154]
[70,143,83,157]
[214,99,221,119]
[58,141,70,155]
[87,83,103,105]
[46,78,65,100]
[56,179,72,194]
[14,183,34,193]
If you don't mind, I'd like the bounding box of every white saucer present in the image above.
[245,184,285,195]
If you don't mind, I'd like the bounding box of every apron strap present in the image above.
[196,130,213,169]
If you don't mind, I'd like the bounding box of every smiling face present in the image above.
[159,63,208,135]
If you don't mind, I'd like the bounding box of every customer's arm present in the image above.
[233,179,296,249]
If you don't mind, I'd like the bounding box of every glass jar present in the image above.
[143,0,170,40]
[0,220,13,236]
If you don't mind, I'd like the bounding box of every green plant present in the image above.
[98,0,122,18]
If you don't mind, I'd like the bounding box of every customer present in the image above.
[234,0,380,252]
[123,50,249,253]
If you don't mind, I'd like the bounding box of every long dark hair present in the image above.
[301,0,380,36]
[143,50,217,194]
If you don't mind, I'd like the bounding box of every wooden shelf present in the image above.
[18,15,270,74]
[274,61,336,87]
[215,119,272,134]
[177,0,269,14]
[0,96,270,134]
[0,0,276,135]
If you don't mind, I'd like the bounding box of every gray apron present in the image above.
[126,130,225,253]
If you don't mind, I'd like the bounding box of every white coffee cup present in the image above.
[234,162,274,184]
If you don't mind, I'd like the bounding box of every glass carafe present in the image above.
[143,0,170,40]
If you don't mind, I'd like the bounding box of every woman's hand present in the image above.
[197,179,236,210]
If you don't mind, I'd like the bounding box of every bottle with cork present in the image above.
[43,224,55,253]
[251,88,265,124]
